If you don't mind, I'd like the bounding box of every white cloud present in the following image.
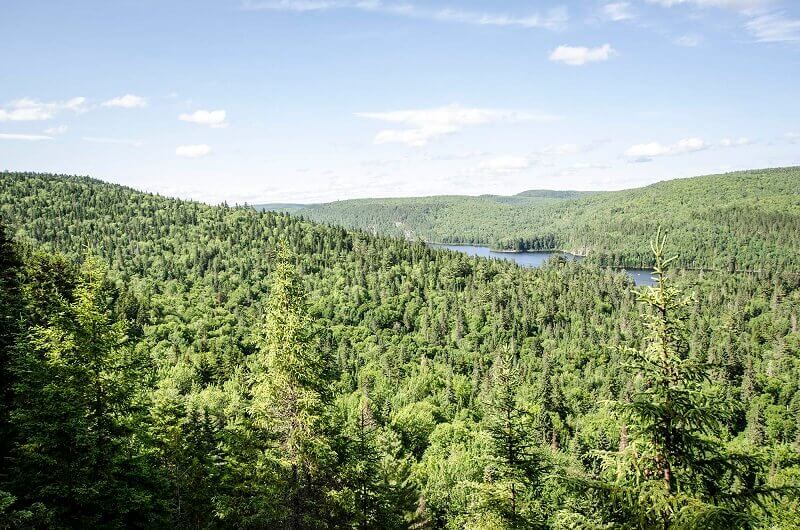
[786,132,800,143]
[176,144,212,158]
[549,44,616,66]
[625,137,708,161]
[646,0,770,11]
[674,34,703,46]
[0,97,86,122]
[648,0,800,43]
[179,109,228,128]
[83,136,143,147]
[603,2,634,21]
[243,1,568,30]
[745,13,800,42]
[0,132,53,141]
[356,104,559,147]
[102,94,148,108]
[479,156,531,175]
[44,124,69,135]
[718,136,751,146]
[625,142,671,159]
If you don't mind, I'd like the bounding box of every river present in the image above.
[431,244,656,287]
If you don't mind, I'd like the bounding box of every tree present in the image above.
[477,347,549,528]
[7,254,158,527]
[249,242,335,529]
[0,224,22,477]
[574,232,787,529]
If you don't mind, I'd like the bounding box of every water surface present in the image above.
[432,244,655,287]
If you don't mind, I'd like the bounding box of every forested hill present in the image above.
[0,171,799,528]
[287,167,800,272]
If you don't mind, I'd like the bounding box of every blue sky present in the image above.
[2,0,799,203]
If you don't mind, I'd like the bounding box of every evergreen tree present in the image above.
[477,347,549,528]
[7,254,158,528]
[0,225,22,478]
[249,242,335,529]
[573,232,786,529]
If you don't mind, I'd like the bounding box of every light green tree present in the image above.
[570,232,790,529]
[250,242,334,529]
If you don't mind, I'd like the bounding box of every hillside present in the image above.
[0,172,798,528]
[290,167,800,271]
[252,202,308,213]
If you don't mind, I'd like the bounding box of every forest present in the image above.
[284,167,800,272]
[1,171,799,529]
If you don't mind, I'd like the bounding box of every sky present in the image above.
[2,0,799,204]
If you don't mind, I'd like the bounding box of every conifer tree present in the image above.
[573,232,786,529]
[250,242,334,529]
[478,347,549,528]
[0,225,22,472]
[8,254,157,527]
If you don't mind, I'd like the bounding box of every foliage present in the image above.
[290,167,800,271]
[0,171,798,528]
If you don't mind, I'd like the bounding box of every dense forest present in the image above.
[284,167,800,272]
[1,171,799,529]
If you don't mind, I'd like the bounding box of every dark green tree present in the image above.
[8,254,158,528]
[476,347,549,528]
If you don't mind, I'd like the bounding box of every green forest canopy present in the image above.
[279,166,800,272]
[0,171,798,528]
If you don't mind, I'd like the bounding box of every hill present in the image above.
[0,171,798,528]
[291,167,800,271]
[252,202,308,213]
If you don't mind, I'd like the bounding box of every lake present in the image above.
[432,244,656,287]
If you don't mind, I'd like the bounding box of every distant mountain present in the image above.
[287,167,800,271]
[252,203,309,213]
[514,189,597,199]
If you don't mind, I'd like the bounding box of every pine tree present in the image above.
[250,242,334,529]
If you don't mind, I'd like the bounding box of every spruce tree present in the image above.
[477,347,549,528]
[250,242,334,529]
[8,254,157,527]
[573,232,787,529]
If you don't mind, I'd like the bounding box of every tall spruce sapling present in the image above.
[249,241,334,530]
[565,231,791,529]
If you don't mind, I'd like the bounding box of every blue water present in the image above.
[432,244,655,287]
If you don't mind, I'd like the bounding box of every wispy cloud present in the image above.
[0,97,86,122]
[102,94,148,109]
[745,13,800,42]
[479,156,532,175]
[179,109,228,128]
[674,34,703,46]
[625,137,708,161]
[624,136,752,162]
[83,136,143,147]
[243,1,569,30]
[44,124,69,135]
[549,44,616,65]
[603,2,635,21]
[0,132,53,141]
[356,104,559,147]
[646,0,770,12]
[176,144,212,158]
[718,136,751,146]
[541,143,581,156]
[649,0,800,43]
